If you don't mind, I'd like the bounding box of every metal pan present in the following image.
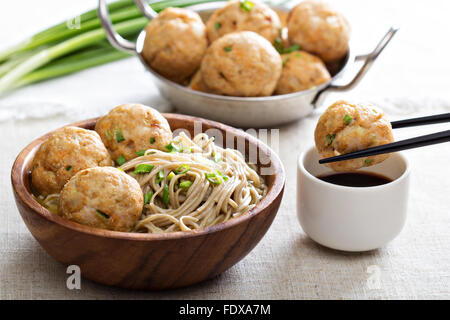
[98,0,398,128]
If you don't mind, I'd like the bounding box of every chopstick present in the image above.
[319,129,450,164]
[391,112,450,128]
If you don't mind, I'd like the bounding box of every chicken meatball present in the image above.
[59,167,143,232]
[200,31,282,97]
[189,70,210,93]
[275,50,331,94]
[142,7,207,84]
[287,0,350,63]
[95,104,173,164]
[206,0,281,44]
[31,126,112,195]
[314,100,394,171]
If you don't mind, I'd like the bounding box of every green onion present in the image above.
[96,209,109,219]
[133,163,154,174]
[364,159,374,166]
[117,167,124,172]
[164,141,183,153]
[179,181,193,189]
[240,0,254,12]
[274,38,301,54]
[295,52,302,59]
[282,57,290,67]
[155,170,165,184]
[115,128,125,142]
[214,22,222,30]
[65,165,72,171]
[150,137,156,144]
[168,171,175,181]
[344,114,353,125]
[205,172,222,185]
[283,44,300,54]
[224,46,232,52]
[174,164,190,174]
[325,134,336,146]
[274,38,284,53]
[162,184,170,205]
[212,152,222,162]
[0,17,148,95]
[136,150,146,156]
[216,170,229,181]
[116,154,126,166]
[144,190,154,205]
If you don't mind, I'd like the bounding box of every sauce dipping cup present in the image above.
[297,146,410,252]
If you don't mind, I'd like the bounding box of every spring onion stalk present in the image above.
[0,0,135,62]
[0,17,148,94]
[11,47,130,90]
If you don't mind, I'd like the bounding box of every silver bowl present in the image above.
[98,0,398,128]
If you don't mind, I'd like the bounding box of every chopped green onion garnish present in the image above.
[133,164,154,174]
[364,159,374,166]
[162,184,170,205]
[240,0,254,12]
[213,152,222,162]
[282,57,290,67]
[136,150,146,157]
[283,44,300,54]
[179,181,193,189]
[155,170,165,184]
[115,128,125,143]
[224,46,232,52]
[150,137,156,144]
[205,172,222,185]
[168,171,175,181]
[274,38,284,54]
[65,165,72,171]
[164,141,183,153]
[325,134,336,146]
[116,154,126,166]
[96,209,109,219]
[214,22,222,30]
[117,167,124,172]
[174,164,190,174]
[344,114,352,125]
[216,170,229,181]
[295,52,302,59]
[144,191,154,205]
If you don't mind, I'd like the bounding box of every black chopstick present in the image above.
[391,112,450,129]
[318,129,450,164]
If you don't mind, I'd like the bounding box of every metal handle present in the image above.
[134,0,158,19]
[98,0,138,54]
[312,26,399,106]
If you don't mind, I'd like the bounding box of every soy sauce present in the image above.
[317,172,392,187]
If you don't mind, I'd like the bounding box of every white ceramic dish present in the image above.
[98,0,398,128]
[297,146,410,252]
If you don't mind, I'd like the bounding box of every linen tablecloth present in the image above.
[0,0,449,299]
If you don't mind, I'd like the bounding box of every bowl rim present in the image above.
[134,2,353,103]
[11,113,285,241]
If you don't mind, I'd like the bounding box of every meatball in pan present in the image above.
[200,31,282,97]
[275,50,331,95]
[206,0,281,44]
[287,0,350,63]
[315,100,394,171]
[142,7,207,84]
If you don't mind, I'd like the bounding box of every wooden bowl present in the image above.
[11,114,285,290]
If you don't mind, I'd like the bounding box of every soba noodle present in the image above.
[35,132,267,234]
